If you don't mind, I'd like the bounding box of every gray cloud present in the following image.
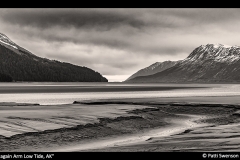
[1,8,236,53]
[0,9,146,30]
[2,8,240,32]
[1,8,240,81]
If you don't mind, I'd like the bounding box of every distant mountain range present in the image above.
[126,61,179,81]
[126,43,240,83]
[0,33,108,82]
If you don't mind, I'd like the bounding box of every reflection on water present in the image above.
[1,83,240,105]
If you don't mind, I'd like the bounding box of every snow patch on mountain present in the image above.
[0,39,18,49]
[185,43,240,63]
[213,43,232,48]
[0,33,18,50]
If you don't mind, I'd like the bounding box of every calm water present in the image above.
[0,82,240,105]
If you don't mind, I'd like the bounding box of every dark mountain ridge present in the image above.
[126,61,179,81]
[0,33,108,82]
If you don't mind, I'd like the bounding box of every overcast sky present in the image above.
[1,8,240,82]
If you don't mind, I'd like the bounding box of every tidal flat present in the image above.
[0,83,240,151]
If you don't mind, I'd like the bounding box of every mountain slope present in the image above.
[126,61,179,81]
[0,33,108,82]
[127,44,240,83]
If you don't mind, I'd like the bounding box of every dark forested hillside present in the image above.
[0,72,12,82]
[0,43,108,82]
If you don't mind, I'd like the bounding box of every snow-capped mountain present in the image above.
[0,33,39,57]
[126,61,179,81]
[0,33,107,82]
[185,44,240,63]
[127,44,240,83]
[0,33,18,50]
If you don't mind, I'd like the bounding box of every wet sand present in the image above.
[0,103,153,137]
[49,114,208,152]
[0,99,240,152]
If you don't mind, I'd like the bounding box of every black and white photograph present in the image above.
[0,8,240,155]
